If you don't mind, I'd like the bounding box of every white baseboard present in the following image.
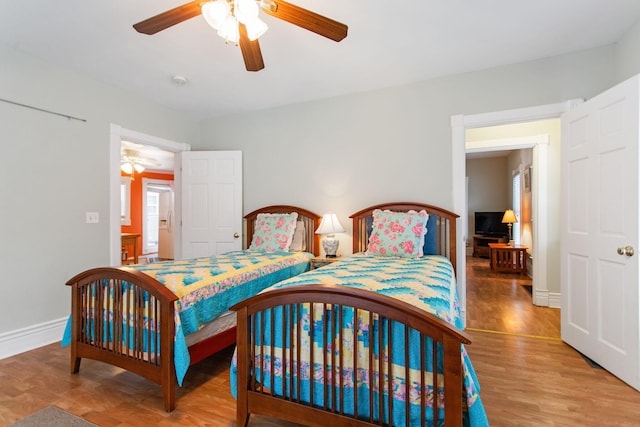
[533,288,549,307]
[532,288,562,309]
[548,292,561,309]
[0,317,68,360]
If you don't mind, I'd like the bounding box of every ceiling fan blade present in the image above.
[262,0,348,42]
[239,24,265,72]
[133,1,202,35]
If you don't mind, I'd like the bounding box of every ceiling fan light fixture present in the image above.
[258,0,277,13]
[218,14,240,44]
[121,162,133,174]
[235,0,259,23]
[134,163,146,174]
[201,0,230,30]
[244,16,268,40]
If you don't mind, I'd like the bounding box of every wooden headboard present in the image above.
[244,205,322,256]
[350,202,459,273]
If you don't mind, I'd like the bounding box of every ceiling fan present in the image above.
[133,0,348,72]
[121,148,162,179]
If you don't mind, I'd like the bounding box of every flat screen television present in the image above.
[474,211,509,238]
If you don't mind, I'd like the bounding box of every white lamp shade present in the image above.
[315,213,345,235]
[133,163,145,173]
[235,0,259,24]
[201,0,230,30]
[217,14,239,43]
[243,16,268,40]
[121,162,133,174]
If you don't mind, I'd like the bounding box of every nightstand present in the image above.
[310,256,342,270]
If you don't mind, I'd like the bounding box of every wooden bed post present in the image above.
[69,284,81,374]
[161,300,176,412]
[235,306,250,427]
[443,335,464,426]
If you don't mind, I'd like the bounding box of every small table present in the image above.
[489,243,527,274]
[310,256,342,270]
[121,233,140,265]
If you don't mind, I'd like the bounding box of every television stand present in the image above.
[473,235,508,258]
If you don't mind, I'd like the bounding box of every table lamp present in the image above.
[315,213,345,257]
[502,209,518,244]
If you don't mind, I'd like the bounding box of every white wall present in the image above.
[616,18,640,82]
[0,44,197,342]
[198,45,618,257]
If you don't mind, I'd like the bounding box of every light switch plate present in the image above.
[86,212,99,223]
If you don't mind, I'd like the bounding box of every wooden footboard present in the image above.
[66,267,178,411]
[232,284,472,427]
[65,205,322,412]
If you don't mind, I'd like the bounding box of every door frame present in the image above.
[451,100,582,320]
[109,124,190,266]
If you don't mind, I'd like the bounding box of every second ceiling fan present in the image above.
[133,0,348,72]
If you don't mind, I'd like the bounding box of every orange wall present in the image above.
[121,171,174,257]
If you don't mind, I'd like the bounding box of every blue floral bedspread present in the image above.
[62,250,312,385]
[229,253,489,426]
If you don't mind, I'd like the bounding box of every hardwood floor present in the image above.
[2,257,640,426]
[465,256,560,338]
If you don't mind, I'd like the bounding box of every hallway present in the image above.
[465,255,560,339]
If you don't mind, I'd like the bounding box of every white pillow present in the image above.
[289,221,307,252]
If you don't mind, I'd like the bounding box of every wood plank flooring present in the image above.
[1,257,639,426]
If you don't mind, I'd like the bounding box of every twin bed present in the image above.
[63,205,322,412]
[64,202,487,426]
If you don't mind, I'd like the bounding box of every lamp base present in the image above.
[322,235,339,258]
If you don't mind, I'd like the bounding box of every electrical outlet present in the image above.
[86,212,99,223]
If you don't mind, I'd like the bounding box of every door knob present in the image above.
[234,233,240,239]
[617,246,635,257]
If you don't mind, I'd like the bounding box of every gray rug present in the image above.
[9,406,98,427]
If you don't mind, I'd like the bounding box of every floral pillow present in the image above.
[366,209,429,258]
[249,212,299,252]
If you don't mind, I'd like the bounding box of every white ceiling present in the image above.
[121,140,175,173]
[2,1,640,120]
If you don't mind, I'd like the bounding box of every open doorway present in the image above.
[120,140,176,263]
[451,100,580,323]
[109,124,190,266]
[465,122,559,296]
[464,119,557,309]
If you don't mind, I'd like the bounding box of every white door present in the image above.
[178,151,242,259]
[561,75,640,390]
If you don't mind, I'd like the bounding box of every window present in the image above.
[512,171,521,245]
[120,177,131,226]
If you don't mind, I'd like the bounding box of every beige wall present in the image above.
[465,156,510,240]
